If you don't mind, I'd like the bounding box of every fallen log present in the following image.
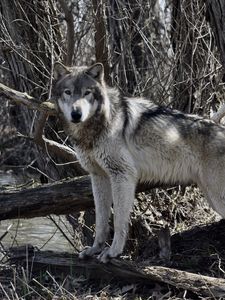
[0,176,93,220]
[8,245,225,298]
[0,174,173,220]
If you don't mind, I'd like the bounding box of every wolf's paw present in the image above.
[79,245,103,259]
[97,247,121,263]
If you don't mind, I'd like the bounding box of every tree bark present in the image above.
[58,0,75,66]
[0,174,176,221]
[92,0,110,84]
[206,0,225,72]
[0,176,93,220]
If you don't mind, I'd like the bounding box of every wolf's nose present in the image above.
[71,108,82,123]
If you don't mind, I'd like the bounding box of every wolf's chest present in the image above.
[75,148,105,174]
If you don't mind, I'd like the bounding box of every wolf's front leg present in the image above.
[79,174,112,259]
[98,174,136,263]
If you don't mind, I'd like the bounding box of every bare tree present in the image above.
[171,0,223,115]
[0,0,61,177]
[0,0,88,179]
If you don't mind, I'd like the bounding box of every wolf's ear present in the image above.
[53,62,69,80]
[85,63,104,82]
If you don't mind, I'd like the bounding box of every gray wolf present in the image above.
[53,62,225,263]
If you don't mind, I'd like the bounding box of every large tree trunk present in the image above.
[206,0,225,72]
[92,0,110,84]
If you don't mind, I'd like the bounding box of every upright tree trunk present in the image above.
[92,0,110,84]
[206,1,225,73]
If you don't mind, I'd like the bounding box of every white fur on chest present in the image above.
[75,148,101,174]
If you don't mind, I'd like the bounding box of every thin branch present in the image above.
[36,135,86,174]
[0,82,57,115]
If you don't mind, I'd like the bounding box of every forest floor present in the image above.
[0,184,225,300]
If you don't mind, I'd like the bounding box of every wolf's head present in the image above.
[53,63,108,124]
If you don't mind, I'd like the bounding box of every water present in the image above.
[0,171,75,252]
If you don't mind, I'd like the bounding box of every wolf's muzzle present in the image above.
[71,108,82,123]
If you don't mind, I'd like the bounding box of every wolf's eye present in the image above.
[84,90,91,96]
[64,89,71,96]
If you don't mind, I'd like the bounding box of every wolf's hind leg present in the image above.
[79,174,112,259]
[98,174,136,263]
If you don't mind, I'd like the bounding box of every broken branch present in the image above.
[0,82,57,115]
